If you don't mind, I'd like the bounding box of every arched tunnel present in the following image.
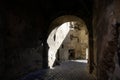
[0,0,120,80]
[47,15,89,68]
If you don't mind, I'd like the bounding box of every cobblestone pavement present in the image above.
[21,60,94,80]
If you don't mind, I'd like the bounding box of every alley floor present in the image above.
[21,60,94,80]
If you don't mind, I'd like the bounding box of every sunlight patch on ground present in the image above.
[71,60,88,63]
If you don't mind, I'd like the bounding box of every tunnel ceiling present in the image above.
[1,0,93,40]
[1,0,93,17]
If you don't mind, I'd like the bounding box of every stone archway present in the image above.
[47,15,90,69]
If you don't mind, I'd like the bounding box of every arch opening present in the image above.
[47,15,89,69]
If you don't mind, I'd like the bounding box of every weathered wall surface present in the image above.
[3,10,45,80]
[0,13,5,78]
[47,22,70,68]
[93,0,120,80]
[58,25,88,61]
[114,0,120,22]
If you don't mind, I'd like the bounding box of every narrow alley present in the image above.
[1,0,120,80]
[21,60,94,80]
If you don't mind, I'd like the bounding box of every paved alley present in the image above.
[21,60,94,80]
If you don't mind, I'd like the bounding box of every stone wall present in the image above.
[0,13,5,78]
[93,0,120,80]
[47,22,70,68]
[3,11,45,80]
[58,23,88,61]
